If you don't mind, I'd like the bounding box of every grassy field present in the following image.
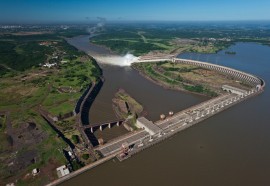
[132,61,251,97]
[0,56,100,117]
[42,58,100,116]
[0,34,101,185]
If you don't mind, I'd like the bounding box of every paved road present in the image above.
[96,131,149,156]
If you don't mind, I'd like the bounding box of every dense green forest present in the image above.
[91,23,270,55]
[0,41,52,71]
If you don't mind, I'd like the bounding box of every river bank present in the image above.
[132,62,216,97]
[46,152,118,186]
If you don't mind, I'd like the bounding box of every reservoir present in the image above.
[65,37,270,186]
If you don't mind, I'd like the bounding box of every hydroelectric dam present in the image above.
[47,57,265,186]
[95,57,265,159]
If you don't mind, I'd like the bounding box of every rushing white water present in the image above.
[96,53,139,66]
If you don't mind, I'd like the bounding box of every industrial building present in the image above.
[136,117,162,135]
[56,165,70,178]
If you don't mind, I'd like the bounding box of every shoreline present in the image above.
[131,63,214,98]
[46,152,118,186]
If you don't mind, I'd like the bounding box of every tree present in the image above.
[71,135,80,144]
[82,154,89,160]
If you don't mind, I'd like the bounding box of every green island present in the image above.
[113,89,143,118]
[112,89,144,130]
[0,32,101,185]
[132,61,251,97]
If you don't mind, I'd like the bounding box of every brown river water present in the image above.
[64,36,270,186]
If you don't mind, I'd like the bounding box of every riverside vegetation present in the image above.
[0,32,101,185]
[132,61,251,97]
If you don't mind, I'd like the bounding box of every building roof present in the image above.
[137,117,162,135]
[56,165,70,178]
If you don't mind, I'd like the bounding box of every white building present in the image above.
[43,63,57,68]
[61,60,68,64]
[56,165,70,178]
[136,117,162,136]
[32,168,39,176]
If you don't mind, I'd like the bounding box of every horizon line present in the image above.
[1,19,270,25]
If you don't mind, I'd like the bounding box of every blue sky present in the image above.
[0,0,270,23]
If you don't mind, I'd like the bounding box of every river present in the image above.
[64,37,270,186]
[67,35,207,124]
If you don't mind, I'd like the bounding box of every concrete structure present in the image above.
[32,168,39,176]
[136,117,162,136]
[94,58,265,158]
[83,119,124,133]
[139,57,265,89]
[256,84,263,91]
[222,85,247,95]
[43,63,57,68]
[121,142,129,152]
[97,89,261,158]
[56,165,70,178]
[95,131,149,156]
[137,53,174,62]
[136,58,171,63]
[118,100,129,114]
[172,58,265,88]
[46,57,266,186]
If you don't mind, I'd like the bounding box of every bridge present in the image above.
[82,119,124,133]
[95,58,265,158]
